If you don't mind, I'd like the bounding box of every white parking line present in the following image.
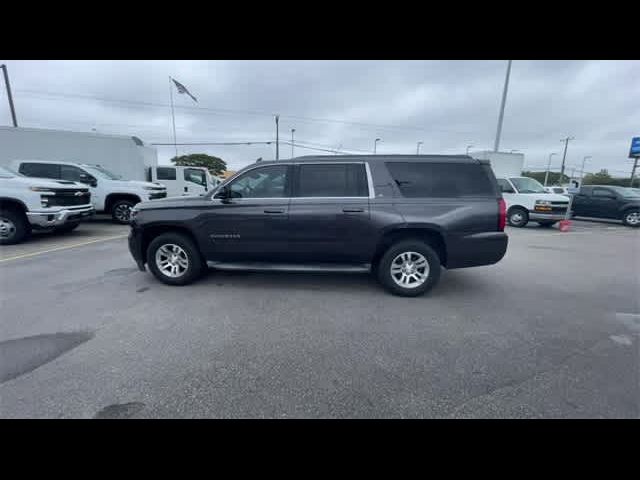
[0,234,128,263]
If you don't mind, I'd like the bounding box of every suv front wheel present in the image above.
[147,232,204,285]
[377,240,441,297]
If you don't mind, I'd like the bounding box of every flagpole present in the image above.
[169,76,178,160]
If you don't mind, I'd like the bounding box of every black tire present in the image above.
[621,209,640,228]
[146,232,204,286]
[55,222,80,234]
[111,200,136,224]
[0,208,30,245]
[376,240,441,297]
[537,221,557,228]
[507,207,529,228]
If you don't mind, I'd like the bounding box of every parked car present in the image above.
[128,155,509,297]
[0,166,94,245]
[13,160,167,224]
[571,185,640,227]
[544,185,571,196]
[148,165,216,197]
[496,176,570,228]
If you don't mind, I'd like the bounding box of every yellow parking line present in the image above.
[0,234,128,263]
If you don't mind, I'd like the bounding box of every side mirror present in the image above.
[213,186,229,199]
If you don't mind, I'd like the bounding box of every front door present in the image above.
[182,168,209,196]
[287,162,372,263]
[202,164,292,261]
[591,187,618,218]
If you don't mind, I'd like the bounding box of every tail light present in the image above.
[498,198,506,231]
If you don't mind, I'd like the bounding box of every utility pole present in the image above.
[168,77,178,159]
[631,158,639,188]
[290,128,295,158]
[580,156,591,184]
[275,115,280,161]
[544,152,557,186]
[559,136,574,181]
[416,141,423,155]
[1,64,18,127]
[466,144,474,155]
[493,60,512,152]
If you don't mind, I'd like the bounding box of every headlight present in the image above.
[29,186,54,192]
[535,200,552,206]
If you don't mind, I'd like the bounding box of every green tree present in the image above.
[170,154,227,176]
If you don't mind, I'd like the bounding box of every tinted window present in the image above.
[18,163,60,179]
[156,167,176,180]
[227,165,288,198]
[60,165,86,182]
[387,162,494,198]
[497,178,515,193]
[184,168,206,187]
[297,163,368,197]
[593,188,615,198]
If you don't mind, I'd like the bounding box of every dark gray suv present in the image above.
[128,155,508,296]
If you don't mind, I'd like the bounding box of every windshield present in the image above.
[510,177,547,194]
[83,165,122,180]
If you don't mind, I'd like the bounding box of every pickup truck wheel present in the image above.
[111,200,135,224]
[507,207,529,228]
[377,240,441,297]
[147,233,203,286]
[622,209,640,228]
[0,209,29,245]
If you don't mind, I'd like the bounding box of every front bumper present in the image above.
[528,211,570,221]
[26,205,95,228]
[128,227,146,271]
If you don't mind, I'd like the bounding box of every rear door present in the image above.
[572,187,592,216]
[287,162,372,263]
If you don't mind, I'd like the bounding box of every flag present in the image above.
[171,78,198,103]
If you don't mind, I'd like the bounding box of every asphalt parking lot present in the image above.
[1,217,638,418]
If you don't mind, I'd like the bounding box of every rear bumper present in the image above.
[446,232,509,269]
[26,205,94,229]
[128,227,146,271]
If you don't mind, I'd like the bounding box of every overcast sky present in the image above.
[0,60,638,176]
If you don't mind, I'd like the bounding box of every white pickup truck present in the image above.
[13,160,167,224]
[0,166,94,244]
[496,176,571,228]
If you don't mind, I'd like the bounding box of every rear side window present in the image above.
[18,162,60,179]
[156,167,176,180]
[386,162,494,198]
[297,163,368,197]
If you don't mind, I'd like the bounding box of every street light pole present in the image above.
[275,114,280,161]
[1,64,18,127]
[416,141,423,155]
[290,128,295,158]
[374,138,381,154]
[493,60,512,152]
[466,144,474,155]
[544,153,557,186]
[580,156,592,184]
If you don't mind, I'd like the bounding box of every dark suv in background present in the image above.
[128,155,508,296]
[571,185,640,227]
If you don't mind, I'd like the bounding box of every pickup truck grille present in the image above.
[44,190,91,207]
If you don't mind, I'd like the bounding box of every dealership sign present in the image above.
[630,137,640,158]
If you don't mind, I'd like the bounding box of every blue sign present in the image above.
[630,137,640,158]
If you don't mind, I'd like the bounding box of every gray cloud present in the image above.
[0,60,638,176]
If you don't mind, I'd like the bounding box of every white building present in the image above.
[0,126,158,181]
[470,151,525,178]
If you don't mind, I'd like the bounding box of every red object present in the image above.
[498,198,506,231]
[559,219,572,232]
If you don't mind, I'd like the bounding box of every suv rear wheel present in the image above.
[622,209,640,228]
[0,208,30,245]
[377,240,441,297]
[147,232,204,285]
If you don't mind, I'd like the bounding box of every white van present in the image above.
[147,166,214,197]
[496,176,571,228]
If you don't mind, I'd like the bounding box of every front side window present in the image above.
[593,188,615,198]
[60,165,86,182]
[19,163,60,179]
[387,162,495,198]
[157,167,176,180]
[297,163,368,197]
[226,165,288,199]
[184,168,207,187]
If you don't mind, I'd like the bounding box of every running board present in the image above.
[206,261,371,273]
